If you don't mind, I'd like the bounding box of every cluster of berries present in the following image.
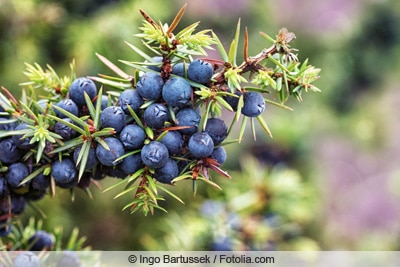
[0,55,267,233]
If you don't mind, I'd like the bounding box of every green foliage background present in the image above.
[1,0,400,250]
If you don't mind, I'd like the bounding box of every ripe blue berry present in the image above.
[51,158,78,188]
[118,89,144,114]
[53,99,79,118]
[54,118,77,140]
[162,77,192,108]
[57,251,81,267]
[154,158,179,184]
[0,117,16,131]
[187,59,213,84]
[11,195,26,215]
[0,178,8,197]
[172,62,188,77]
[188,132,214,158]
[28,230,54,251]
[159,131,184,155]
[241,92,265,117]
[96,137,125,166]
[210,146,227,165]
[119,124,146,150]
[13,251,40,267]
[175,108,201,135]
[0,219,12,237]
[204,118,228,145]
[73,145,98,170]
[96,94,114,110]
[0,138,23,164]
[31,171,50,191]
[69,77,97,106]
[144,103,169,129]
[121,154,143,175]
[5,162,29,188]
[147,56,163,71]
[141,141,169,169]
[12,123,33,150]
[224,90,242,111]
[100,106,126,133]
[136,72,164,100]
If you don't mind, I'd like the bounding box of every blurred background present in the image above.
[1,0,400,250]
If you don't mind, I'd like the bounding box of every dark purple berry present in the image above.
[100,106,126,133]
[28,230,54,251]
[172,62,188,77]
[210,146,227,165]
[51,158,78,188]
[159,131,184,155]
[121,154,143,175]
[69,77,97,107]
[154,158,179,184]
[96,137,125,166]
[147,56,163,71]
[187,59,213,84]
[224,90,242,111]
[162,77,192,108]
[5,162,29,188]
[53,99,79,118]
[136,72,164,100]
[141,141,169,169]
[241,92,265,117]
[0,138,23,164]
[188,132,214,158]
[204,118,228,145]
[118,89,143,114]
[119,125,146,150]
[12,123,33,150]
[175,108,201,135]
[144,103,169,129]
[73,145,98,170]
[54,118,77,140]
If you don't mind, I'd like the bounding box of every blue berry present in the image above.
[210,146,227,165]
[11,195,26,215]
[241,92,265,117]
[57,251,81,267]
[210,237,232,251]
[144,103,169,129]
[51,158,78,188]
[13,251,40,267]
[118,89,144,114]
[204,118,228,145]
[175,108,201,135]
[5,162,29,188]
[28,230,54,251]
[224,90,242,111]
[172,62,188,77]
[0,138,23,164]
[147,56,163,71]
[12,123,33,150]
[53,99,79,118]
[0,178,8,197]
[141,141,169,169]
[31,171,50,191]
[0,117,16,131]
[73,145,98,170]
[69,77,97,106]
[121,154,143,175]
[0,219,12,237]
[187,59,213,84]
[100,106,126,133]
[159,131,184,155]
[119,125,146,150]
[188,132,214,158]
[96,94,114,110]
[154,158,179,184]
[54,118,77,140]
[162,77,192,108]
[96,137,125,166]
[136,72,164,100]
